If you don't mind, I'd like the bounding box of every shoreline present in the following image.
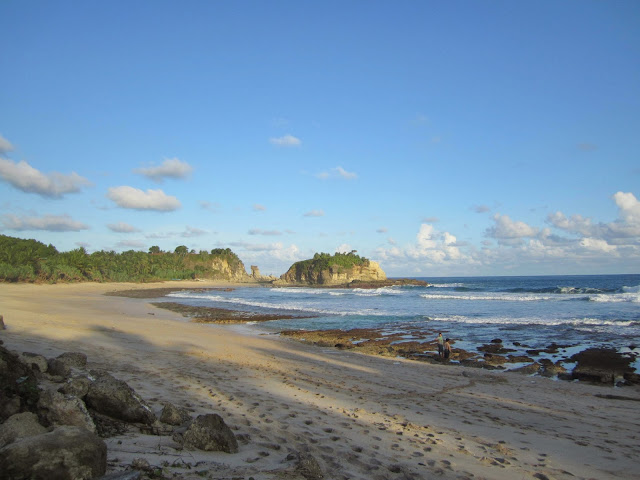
[1,281,639,479]
[108,284,640,384]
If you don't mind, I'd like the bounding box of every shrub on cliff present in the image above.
[0,234,247,283]
[289,251,369,278]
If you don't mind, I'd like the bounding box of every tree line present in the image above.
[0,235,245,283]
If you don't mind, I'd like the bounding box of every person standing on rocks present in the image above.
[437,333,444,358]
[444,338,452,360]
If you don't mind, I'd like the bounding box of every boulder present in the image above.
[0,412,47,448]
[19,352,48,374]
[623,372,640,385]
[58,375,91,398]
[48,352,88,378]
[0,345,40,422]
[509,363,541,375]
[85,372,155,425]
[38,389,96,433]
[0,314,4,330]
[182,414,238,453]
[539,359,567,378]
[0,425,107,480]
[159,402,191,426]
[294,452,324,480]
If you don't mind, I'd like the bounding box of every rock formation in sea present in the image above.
[275,252,387,286]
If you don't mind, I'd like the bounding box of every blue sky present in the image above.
[1,1,639,277]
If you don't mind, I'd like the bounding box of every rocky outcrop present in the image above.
[0,412,47,448]
[85,371,156,425]
[210,257,250,282]
[38,389,96,433]
[569,347,635,384]
[179,414,238,453]
[159,402,191,426]
[277,260,387,286]
[250,265,277,282]
[0,342,243,478]
[0,425,107,480]
[0,345,40,422]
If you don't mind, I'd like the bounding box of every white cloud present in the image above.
[613,191,640,225]
[248,228,282,236]
[316,166,357,180]
[0,134,14,155]
[376,227,388,233]
[134,158,193,182]
[304,209,324,217]
[472,205,490,213]
[182,226,207,237]
[2,213,89,232]
[269,134,301,147]
[486,214,538,245]
[547,192,640,243]
[107,186,181,211]
[253,204,267,212]
[0,158,92,198]
[107,222,140,233]
[579,237,617,253]
[335,244,352,254]
[376,223,470,268]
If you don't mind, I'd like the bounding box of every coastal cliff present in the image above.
[209,256,250,282]
[275,252,387,286]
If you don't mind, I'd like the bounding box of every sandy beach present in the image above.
[1,281,639,480]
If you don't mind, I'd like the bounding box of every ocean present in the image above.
[166,274,640,372]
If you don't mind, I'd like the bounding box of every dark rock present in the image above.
[0,314,4,330]
[509,363,541,375]
[539,359,567,377]
[90,411,130,438]
[525,350,541,356]
[37,389,96,433]
[58,375,91,398]
[294,452,324,479]
[483,354,508,365]
[57,352,88,369]
[85,372,155,425]
[48,352,88,378]
[623,372,640,385]
[478,343,516,355]
[0,345,40,422]
[159,402,191,426]
[182,414,238,453]
[506,355,534,363]
[459,359,484,368]
[47,358,72,378]
[19,352,48,374]
[490,338,503,344]
[570,347,634,384]
[0,425,107,480]
[0,412,47,448]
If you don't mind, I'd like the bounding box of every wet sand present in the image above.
[1,281,639,479]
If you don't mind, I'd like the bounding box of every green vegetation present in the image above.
[0,234,246,283]
[290,251,368,277]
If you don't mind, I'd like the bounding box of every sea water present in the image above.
[166,274,640,370]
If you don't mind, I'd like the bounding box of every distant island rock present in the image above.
[274,252,385,286]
